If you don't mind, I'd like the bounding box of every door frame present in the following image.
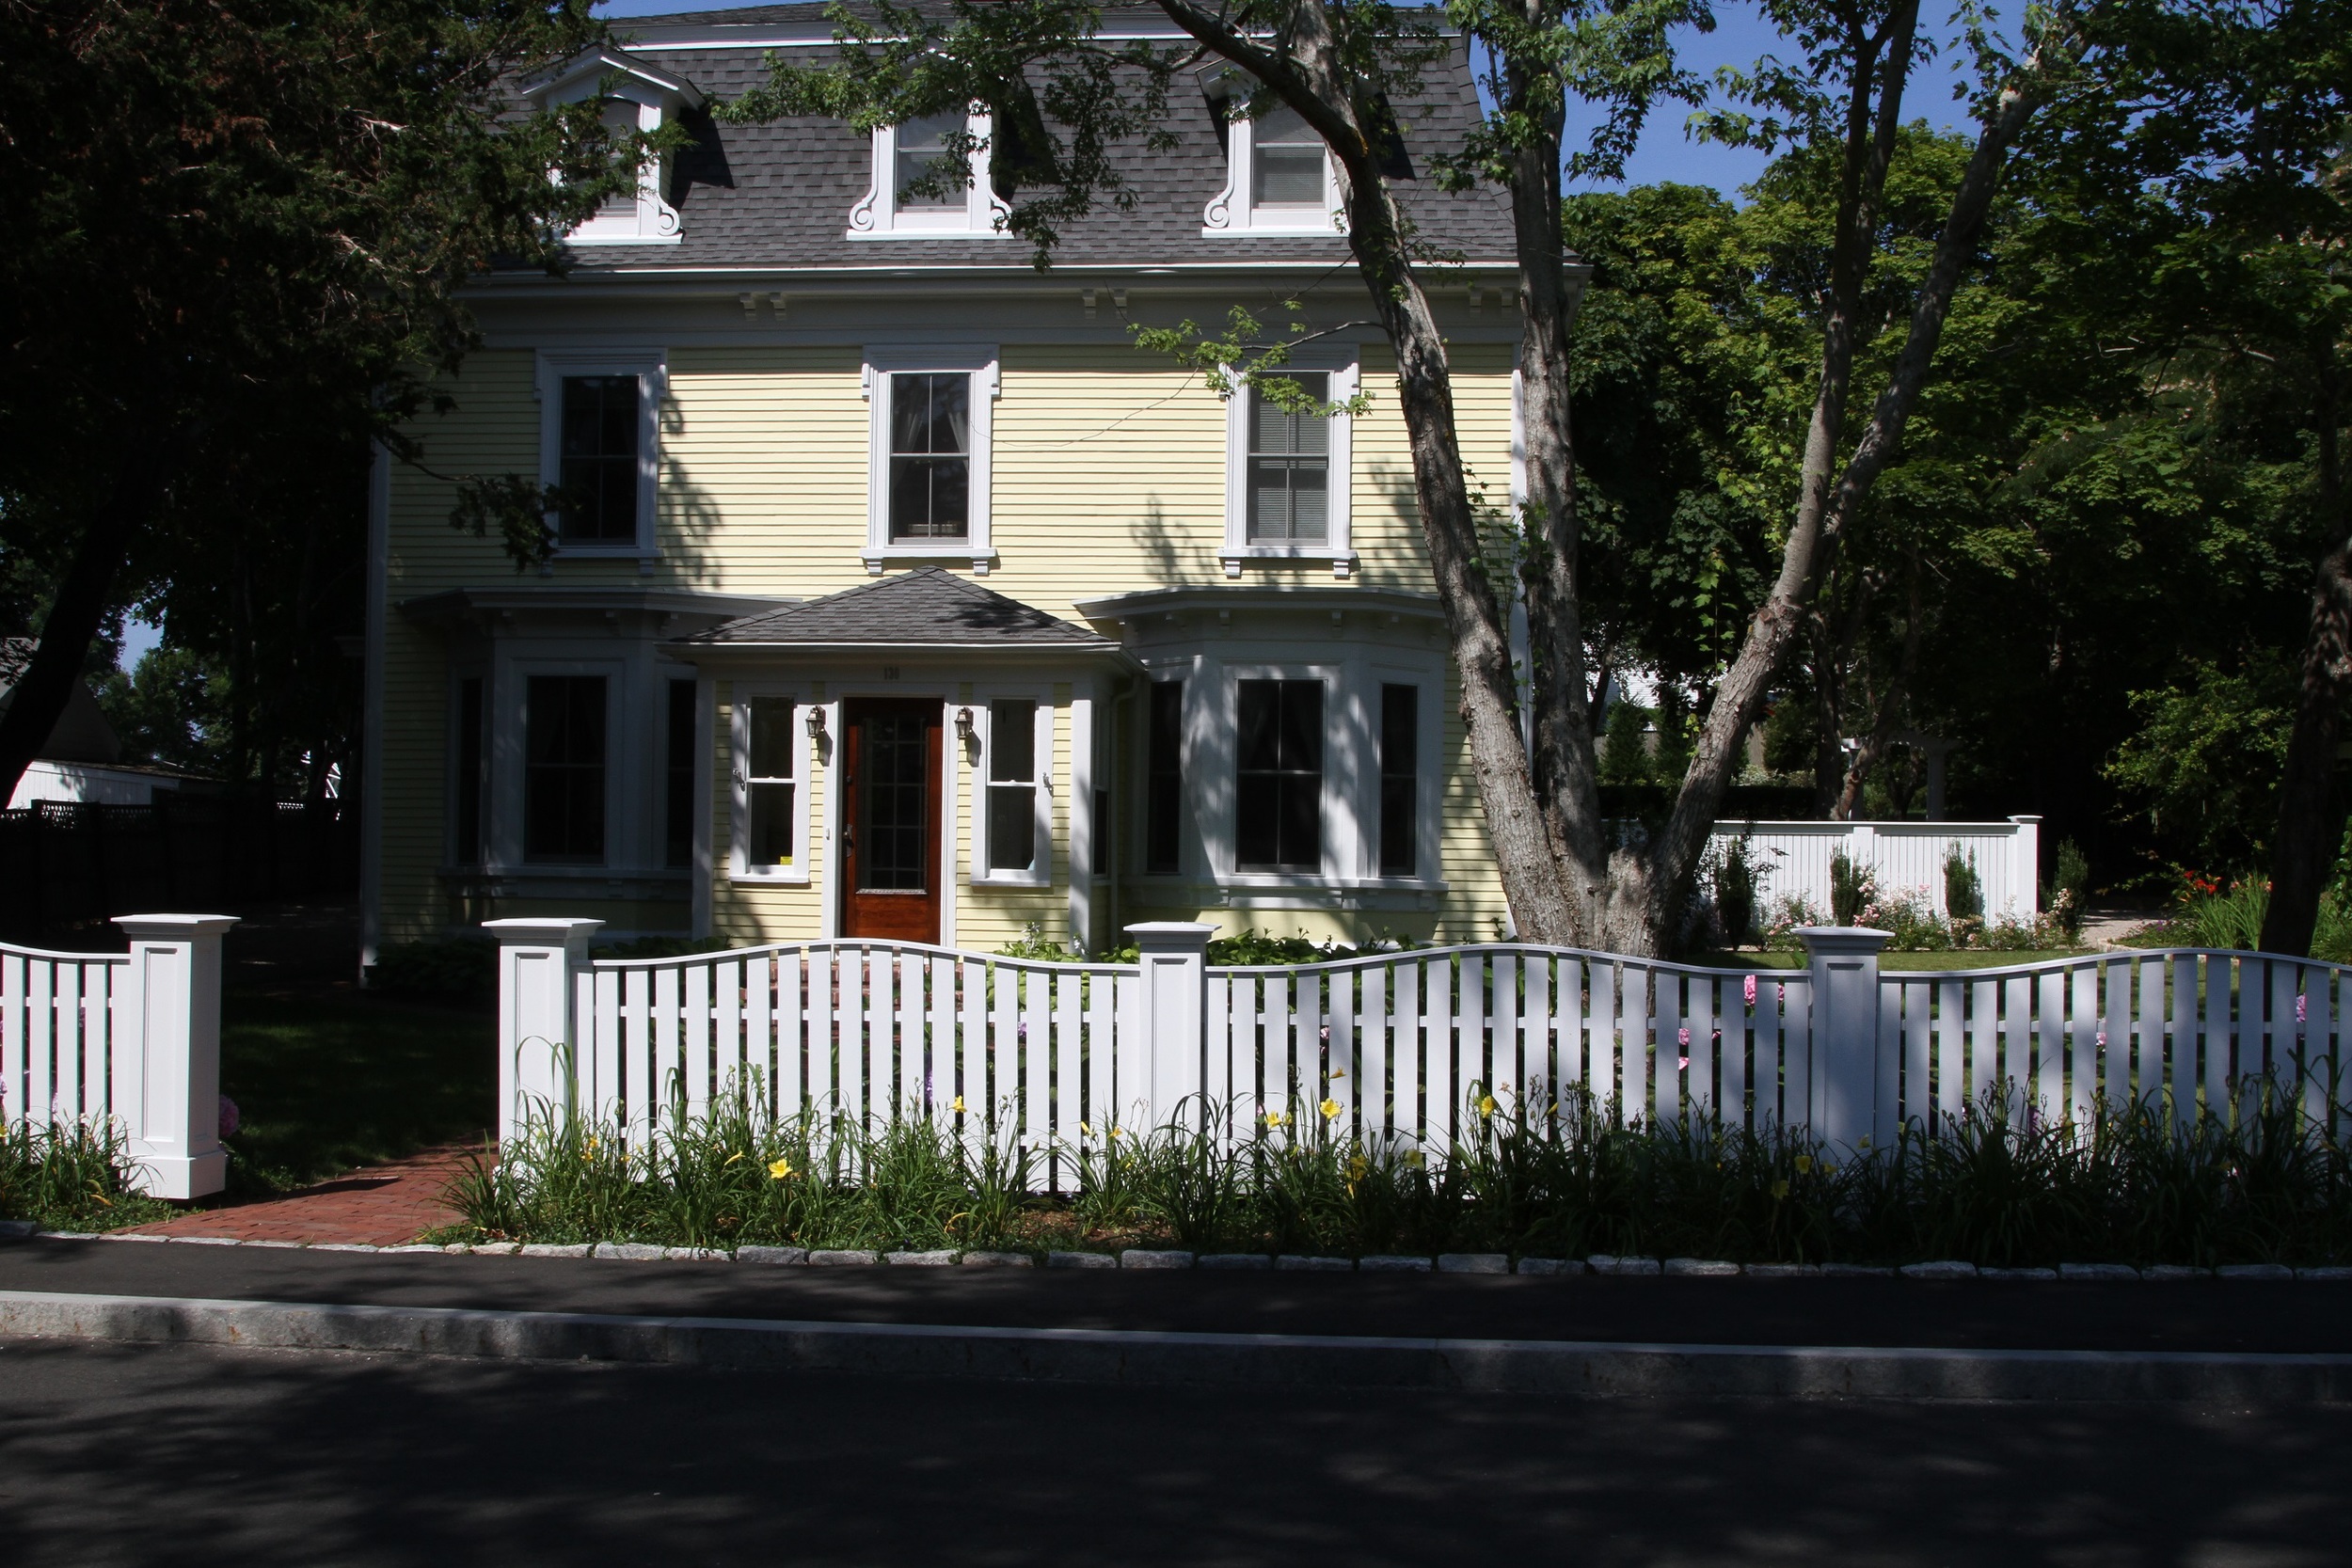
[834,695,948,944]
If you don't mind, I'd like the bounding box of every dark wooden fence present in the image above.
[0,797,358,941]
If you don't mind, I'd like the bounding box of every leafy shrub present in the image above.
[2150,877,2352,962]
[1711,831,1767,945]
[370,937,496,1002]
[1944,845,1983,922]
[1829,848,1874,927]
[998,925,1414,966]
[2046,838,2091,940]
[0,1119,179,1229]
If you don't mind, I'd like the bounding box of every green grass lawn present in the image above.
[217,990,494,1199]
[1689,949,2092,972]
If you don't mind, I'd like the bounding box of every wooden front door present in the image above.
[839,699,943,942]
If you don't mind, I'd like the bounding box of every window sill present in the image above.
[1221,547,1357,580]
[1200,212,1348,238]
[564,231,684,247]
[971,872,1052,890]
[729,868,811,887]
[865,546,996,577]
[845,228,1013,242]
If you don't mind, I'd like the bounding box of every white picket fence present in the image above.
[0,916,237,1199]
[1712,816,2042,919]
[487,919,2350,1181]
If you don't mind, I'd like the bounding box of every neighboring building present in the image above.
[362,5,1531,962]
[0,640,199,808]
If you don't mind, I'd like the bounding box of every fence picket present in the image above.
[1392,958,1422,1142]
[1616,963,1644,1128]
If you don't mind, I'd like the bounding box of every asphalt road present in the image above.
[2,1335,2346,1567]
[7,1238,2350,1354]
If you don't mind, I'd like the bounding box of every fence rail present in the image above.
[0,916,235,1198]
[488,920,2351,1183]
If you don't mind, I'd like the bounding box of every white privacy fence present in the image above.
[1711,816,2042,919]
[488,919,2350,1180]
[0,915,236,1199]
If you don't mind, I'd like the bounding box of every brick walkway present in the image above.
[122,1145,490,1247]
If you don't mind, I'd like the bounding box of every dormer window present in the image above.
[849,109,1011,239]
[1203,97,1345,237]
[523,47,703,247]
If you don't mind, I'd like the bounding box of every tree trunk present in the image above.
[0,437,175,804]
[2261,356,2347,958]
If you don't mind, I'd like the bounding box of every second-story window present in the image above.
[889,372,971,540]
[558,375,641,545]
[1246,373,1329,544]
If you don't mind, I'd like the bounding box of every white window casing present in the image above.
[971,693,1054,889]
[527,49,700,246]
[534,348,666,561]
[848,111,1011,240]
[728,687,811,884]
[1223,351,1358,578]
[1201,102,1348,237]
[862,347,999,574]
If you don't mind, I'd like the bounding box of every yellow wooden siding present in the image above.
[381,341,1521,944]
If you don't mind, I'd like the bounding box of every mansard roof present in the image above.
[546,4,1515,271]
[684,568,1122,652]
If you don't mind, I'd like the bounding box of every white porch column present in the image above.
[485,918,602,1147]
[1797,926,1892,1153]
[1126,922,1213,1129]
[111,914,238,1200]
[1068,694,1093,950]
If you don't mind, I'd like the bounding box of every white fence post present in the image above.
[2009,816,2042,916]
[485,918,603,1148]
[1126,922,1213,1128]
[1797,926,1892,1152]
[110,914,237,1200]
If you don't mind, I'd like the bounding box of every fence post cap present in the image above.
[1793,926,1893,956]
[2007,814,2042,824]
[1123,921,1216,951]
[482,917,605,946]
[111,914,240,938]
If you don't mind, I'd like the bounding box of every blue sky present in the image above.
[595,0,1995,198]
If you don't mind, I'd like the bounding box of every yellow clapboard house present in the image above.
[363,5,1528,963]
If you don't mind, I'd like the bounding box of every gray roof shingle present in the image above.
[687,568,1121,650]
[561,6,1515,270]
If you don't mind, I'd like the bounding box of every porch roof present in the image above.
[675,568,1125,657]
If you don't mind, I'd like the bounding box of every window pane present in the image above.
[1235,679,1321,872]
[747,781,795,868]
[889,456,970,538]
[1246,377,1330,546]
[990,700,1035,783]
[748,697,793,781]
[524,675,606,863]
[454,677,484,865]
[666,679,694,869]
[895,111,965,207]
[558,376,639,544]
[858,710,930,891]
[1146,680,1183,875]
[1379,684,1417,878]
[988,784,1035,873]
[892,373,969,456]
[889,373,972,540]
[1254,145,1325,206]
[1250,375,1328,455]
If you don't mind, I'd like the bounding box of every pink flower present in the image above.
[1743,974,1758,1007]
[1677,1056,1690,1070]
[2095,1031,2106,1050]
[2296,994,2308,1025]
[218,1095,240,1140]
[1677,1027,1691,1047]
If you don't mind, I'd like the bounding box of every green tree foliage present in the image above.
[0,0,634,803]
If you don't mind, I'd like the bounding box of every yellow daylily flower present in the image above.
[1404,1149,1425,1169]
[1771,1179,1790,1201]
[1265,1110,1286,1128]
[1078,1121,1090,1135]
[1478,1094,1498,1117]
[1108,1126,1122,1139]
[768,1158,795,1180]
[951,1096,967,1115]
[1329,1069,1345,1080]
[1793,1154,1814,1175]
[1320,1098,1342,1120]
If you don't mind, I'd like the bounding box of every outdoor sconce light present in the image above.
[804,705,827,740]
[954,706,976,746]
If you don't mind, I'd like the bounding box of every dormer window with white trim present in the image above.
[524,47,702,246]
[848,109,1010,239]
[1204,99,1346,237]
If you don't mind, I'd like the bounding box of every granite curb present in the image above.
[4,1287,2347,1401]
[11,1229,2352,1281]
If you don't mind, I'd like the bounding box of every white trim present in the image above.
[970,690,1054,889]
[862,347,999,574]
[532,55,691,246]
[817,699,844,940]
[1222,351,1358,578]
[848,112,1011,241]
[1068,693,1094,946]
[726,686,813,885]
[691,673,716,938]
[502,659,627,871]
[534,348,667,560]
[1201,105,1347,238]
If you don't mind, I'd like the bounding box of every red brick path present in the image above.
[122,1145,491,1246]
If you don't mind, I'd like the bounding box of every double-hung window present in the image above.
[889,373,971,540]
[1378,684,1419,878]
[537,351,662,557]
[864,351,997,572]
[1234,679,1322,873]
[1202,92,1342,236]
[664,679,695,869]
[737,695,798,875]
[1247,373,1329,544]
[1145,680,1184,875]
[848,110,1010,238]
[524,675,607,864]
[1251,104,1327,209]
[985,699,1041,877]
